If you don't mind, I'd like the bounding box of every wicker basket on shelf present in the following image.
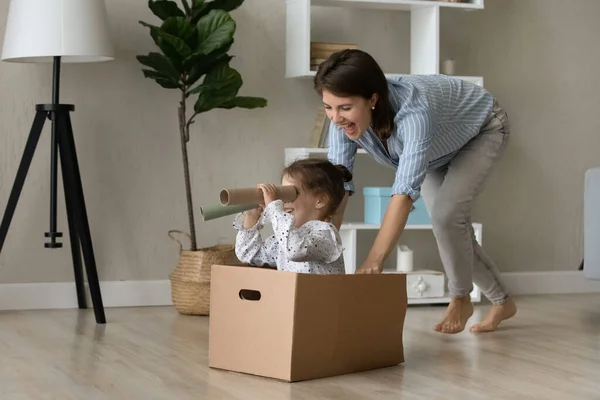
[168,230,243,316]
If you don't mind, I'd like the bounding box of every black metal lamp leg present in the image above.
[55,110,106,324]
[56,112,87,310]
[0,111,48,252]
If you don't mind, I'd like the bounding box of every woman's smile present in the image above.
[337,121,358,137]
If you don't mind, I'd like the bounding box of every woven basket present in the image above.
[168,230,242,316]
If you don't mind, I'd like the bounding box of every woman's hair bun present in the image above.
[335,164,353,183]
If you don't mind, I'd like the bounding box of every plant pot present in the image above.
[168,230,243,316]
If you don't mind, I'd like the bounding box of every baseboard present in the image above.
[500,271,600,295]
[0,280,172,311]
[1,271,599,311]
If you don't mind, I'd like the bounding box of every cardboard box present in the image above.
[208,265,407,382]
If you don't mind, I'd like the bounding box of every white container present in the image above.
[442,59,455,75]
[396,245,414,272]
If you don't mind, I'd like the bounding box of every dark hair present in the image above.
[313,49,394,140]
[282,158,352,219]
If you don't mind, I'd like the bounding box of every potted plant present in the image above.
[137,0,267,315]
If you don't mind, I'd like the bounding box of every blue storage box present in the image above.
[363,187,431,225]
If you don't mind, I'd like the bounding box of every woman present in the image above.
[315,49,516,334]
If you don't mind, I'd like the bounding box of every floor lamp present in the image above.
[0,0,114,323]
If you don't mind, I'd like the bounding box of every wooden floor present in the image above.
[1,294,600,399]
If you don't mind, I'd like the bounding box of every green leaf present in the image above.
[193,88,215,114]
[190,61,242,96]
[184,35,232,72]
[142,69,181,89]
[158,32,192,59]
[140,18,196,70]
[208,0,244,12]
[191,0,244,23]
[161,17,195,42]
[192,0,205,9]
[139,20,161,44]
[217,96,267,109]
[191,62,243,113]
[139,21,180,65]
[148,0,185,20]
[157,17,195,59]
[205,61,242,88]
[195,10,235,55]
[181,0,192,14]
[136,52,181,81]
[187,54,233,87]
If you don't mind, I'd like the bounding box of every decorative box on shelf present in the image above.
[363,187,430,225]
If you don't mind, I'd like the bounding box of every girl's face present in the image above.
[322,89,378,141]
[281,174,328,228]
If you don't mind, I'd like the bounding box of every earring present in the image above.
[371,106,375,110]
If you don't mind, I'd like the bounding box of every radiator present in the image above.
[584,167,600,280]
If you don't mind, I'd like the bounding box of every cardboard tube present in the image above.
[200,203,258,221]
[219,185,297,206]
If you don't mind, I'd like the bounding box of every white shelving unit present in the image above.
[284,148,482,305]
[285,0,484,79]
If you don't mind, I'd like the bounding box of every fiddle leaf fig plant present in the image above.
[137,0,267,251]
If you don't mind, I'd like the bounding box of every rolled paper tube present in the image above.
[200,203,258,221]
[219,185,297,206]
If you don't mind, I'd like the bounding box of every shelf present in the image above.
[338,222,483,304]
[285,0,484,78]
[312,0,484,11]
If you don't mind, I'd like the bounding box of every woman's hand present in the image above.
[357,194,413,274]
[257,183,280,206]
[355,259,384,274]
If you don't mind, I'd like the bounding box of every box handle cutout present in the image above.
[239,289,261,301]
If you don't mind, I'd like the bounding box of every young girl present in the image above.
[232,158,352,274]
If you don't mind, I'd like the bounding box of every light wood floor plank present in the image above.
[1,294,600,399]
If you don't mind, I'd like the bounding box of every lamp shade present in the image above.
[1,0,114,63]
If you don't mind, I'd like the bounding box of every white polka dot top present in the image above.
[233,200,346,274]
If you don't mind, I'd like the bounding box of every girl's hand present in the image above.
[243,205,263,229]
[257,183,279,206]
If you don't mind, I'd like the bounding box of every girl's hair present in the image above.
[282,158,352,219]
[313,49,395,140]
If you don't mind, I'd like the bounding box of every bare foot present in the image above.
[469,297,517,333]
[434,296,474,334]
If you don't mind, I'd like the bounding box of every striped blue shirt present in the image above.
[327,74,494,201]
